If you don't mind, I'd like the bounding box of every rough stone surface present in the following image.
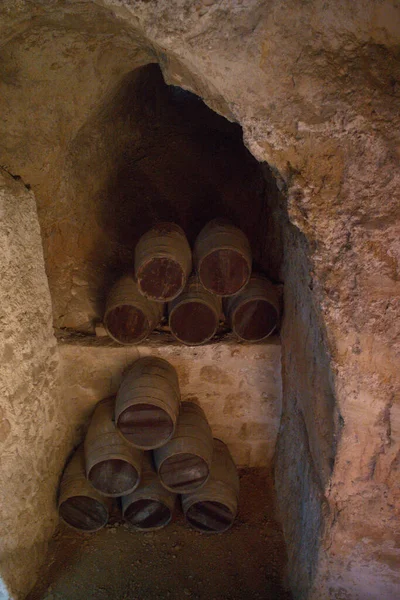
[0,170,72,600]
[0,1,399,599]
[59,334,282,468]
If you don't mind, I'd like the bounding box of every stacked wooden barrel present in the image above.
[58,356,239,534]
[102,219,281,346]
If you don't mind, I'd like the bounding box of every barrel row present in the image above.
[104,273,280,346]
[104,218,280,346]
[58,357,239,534]
[134,219,251,303]
[59,439,239,534]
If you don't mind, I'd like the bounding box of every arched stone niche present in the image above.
[0,2,399,600]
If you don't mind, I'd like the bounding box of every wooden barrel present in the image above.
[224,274,280,342]
[153,402,213,493]
[168,275,222,345]
[135,223,192,302]
[194,219,252,296]
[181,438,239,533]
[58,445,109,532]
[85,397,143,497]
[121,453,176,531]
[115,356,180,450]
[104,275,163,345]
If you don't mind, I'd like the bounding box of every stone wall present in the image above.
[0,171,72,599]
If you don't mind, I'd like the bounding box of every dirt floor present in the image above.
[26,469,292,600]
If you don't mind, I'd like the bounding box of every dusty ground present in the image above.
[26,468,292,600]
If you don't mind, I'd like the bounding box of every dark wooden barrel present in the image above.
[181,438,239,533]
[194,219,252,296]
[153,402,213,493]
[121,453,176,531]
[168,275,222,345]
[104,275,163,345]
[135,223,192,302]
[85,397,143,497]
[58,445,109,532]
[224,274,280,342]
[115,357,180,450]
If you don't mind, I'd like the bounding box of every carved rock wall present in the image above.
[0,1,399,599]
[0,171,72,599]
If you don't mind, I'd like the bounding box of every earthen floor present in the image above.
[27,468,292,600]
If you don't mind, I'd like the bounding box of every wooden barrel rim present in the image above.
[135,223,192,302]
[117,403,175,450]
[158,451,210,493]
[59,495,109,532]
[169,297,219,345]
[123,497,173,531]
[137,256,186,302]
[198,246,251,296]
[104,304,151,345]
[87,458,140,498]
[231,295,279,341]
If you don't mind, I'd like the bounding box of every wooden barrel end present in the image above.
[233,298,279,342]
[104,275,163,344]
[104,304,149,345]
[135,222,192,302]
[181,438,239,534]
[159,452,210,493]
[185,500,235,533]
[137,257,186,302]
[59,495,109,532]
[225,275,280,342]
[124,498,173,531]
[169,300,219,345]
[117,403,175,450]
[87,458,140,497]
[199,248,251,297]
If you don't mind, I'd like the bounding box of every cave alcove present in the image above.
[41,63,282,334]
[2,3,398,599]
